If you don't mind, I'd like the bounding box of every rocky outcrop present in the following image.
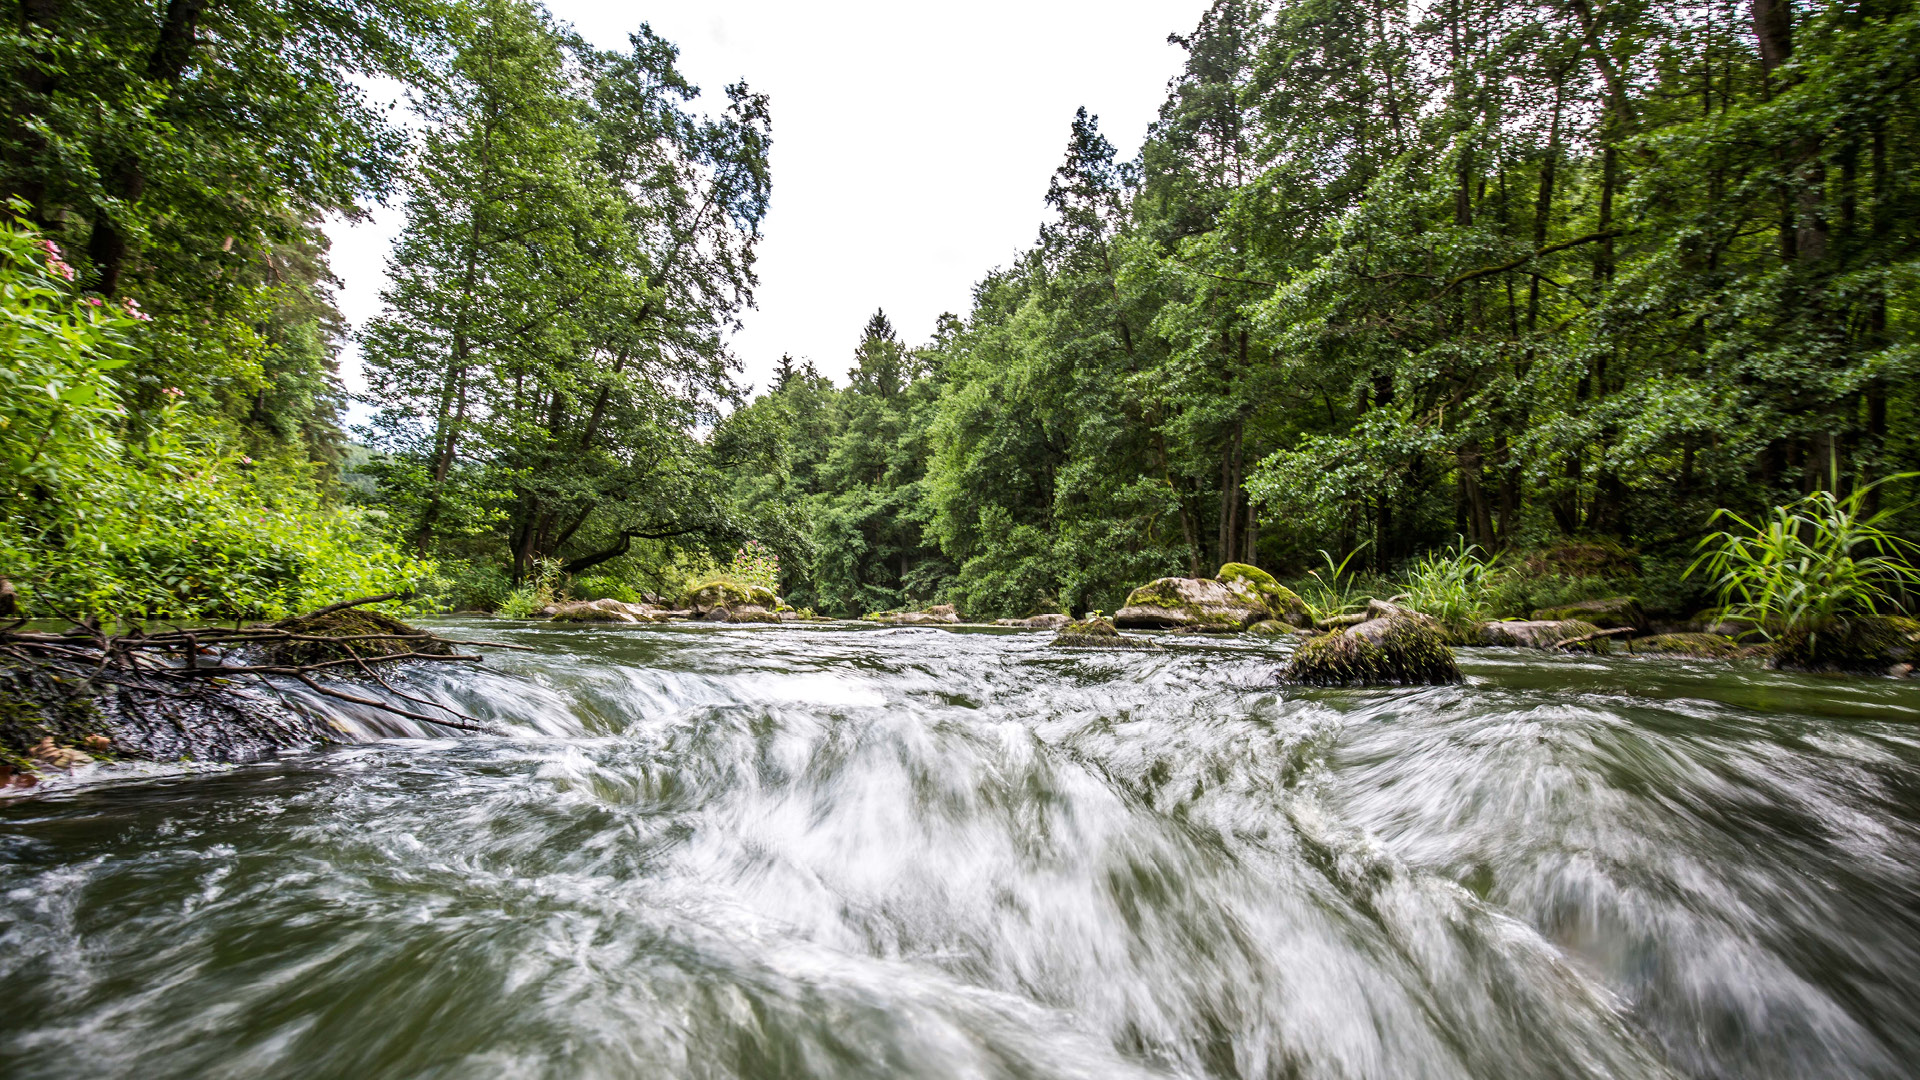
[1051,617,1160,650]
[1530,596,1643,630]
[994,614,1071,630]
[1280,613,1460,686]
[865,605,962,625]
[1479,620,1607,650]
[1115,577,1267,632]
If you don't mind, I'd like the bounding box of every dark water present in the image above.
[4,622,1919,1079]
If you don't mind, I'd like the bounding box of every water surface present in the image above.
[3,622,1918,1079]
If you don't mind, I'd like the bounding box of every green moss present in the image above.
[1770,616,1918,674]
[1280,616,1462,686]
[1054,617,1160,650]
[684,579,777,612]
[1217,563,1308,622]
[1123,579,1189,609]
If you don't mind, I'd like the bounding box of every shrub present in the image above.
[1396,540,1502,627]
[1688,478,1920,639]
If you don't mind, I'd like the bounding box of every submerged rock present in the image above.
[1530,596,1643,630]
[1115,577,1267,632]
[1051,617,1160,650]
[1280,614,1461,686]
[1769,616,1918,675]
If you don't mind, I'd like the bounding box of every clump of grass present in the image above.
[1396,540,1502,628]
[1687,476,1920,639]
[1295,545,1375,624]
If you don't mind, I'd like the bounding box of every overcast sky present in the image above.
[325,0,1213,407]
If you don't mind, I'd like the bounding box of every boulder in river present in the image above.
[1625,632,1743,659]
[865,605,962,625]
[683,580,779,617]
[1115,577,1268,632]
[1480,619,1610,651]
[1215,563,1310,626]
[994,614,1071,630]
[1769,616,1918,674]
[1051,617,1160,650]
[550,599,647,623]
[1530,596,1644,630]
[1280,613,1460,686]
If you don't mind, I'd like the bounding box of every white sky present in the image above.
[325,0,1213,410]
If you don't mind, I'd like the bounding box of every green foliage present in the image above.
[1396,542,1504,627]
[1688,478,1920,638]
[0,214,427,621]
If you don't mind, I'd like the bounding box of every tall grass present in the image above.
[1396,541,1502,626]
[1296,545,1373,623]
[1688,476,1920,637]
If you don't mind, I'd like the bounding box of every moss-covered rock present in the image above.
[1279,615,1461,686]
[1052,617,1160,650]
[1216,563,1310,626]
[683,579,779,615]
[1114,577,1265,632]
[1625,632,1742,659]
[260,609,451,666]
[1769,616,1919,674]
[1247,619,1295,637]
[1529,596,1644,630]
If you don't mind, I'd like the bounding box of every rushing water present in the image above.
[3,622,1919,1079]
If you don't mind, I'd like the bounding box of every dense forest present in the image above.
[3,0,1917,623]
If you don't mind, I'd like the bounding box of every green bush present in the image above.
[1396,541,1502,627]
[1688,478,1920,639]
[0,213,430,622]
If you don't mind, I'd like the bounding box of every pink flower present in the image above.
[85,296,103,307]
[239,456,254,465]
[49,258,75,281]
[37,239,62,258]
[161,387,184,398]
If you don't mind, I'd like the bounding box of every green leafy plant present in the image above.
[496,558,564,618]
[1687,477,1920,638]
[1396,540,1502,626]
[1295,545,1374,623]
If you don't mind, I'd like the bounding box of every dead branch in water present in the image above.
[0,595,520,732]
[1552,626,1636,650]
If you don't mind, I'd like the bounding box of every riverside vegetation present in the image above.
[2,0,1920,764]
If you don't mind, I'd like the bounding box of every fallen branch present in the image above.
[1552,626,1635,649]
[0,595,513,733]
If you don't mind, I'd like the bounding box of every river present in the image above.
[3,621,1919,1079]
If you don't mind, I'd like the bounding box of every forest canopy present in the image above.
[2,0,1915,623]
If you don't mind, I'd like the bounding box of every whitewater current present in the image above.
[3,621,1919,1079]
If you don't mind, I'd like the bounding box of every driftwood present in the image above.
[0,594,527,733]
[1551,626,1636,650]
